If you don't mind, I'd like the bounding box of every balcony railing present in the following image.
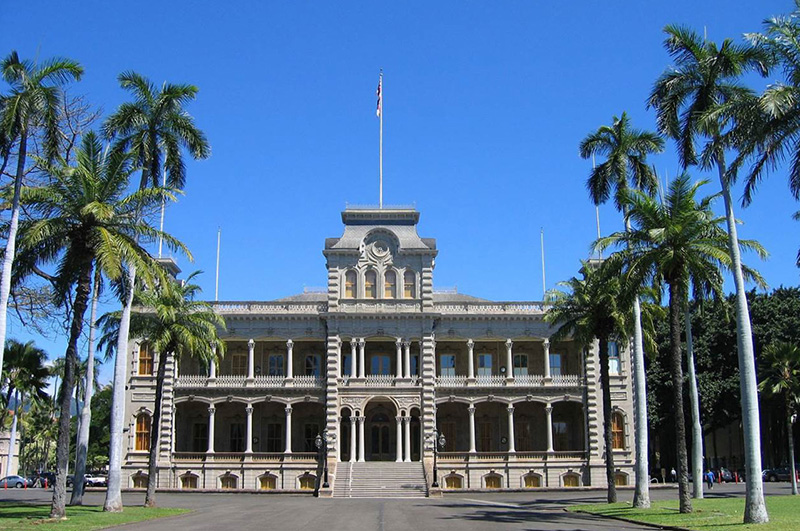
[434,302,547,315]
[172,452,317,463]
[438,450,586,463]
[175,375,324,389]
[338,375,422,387]
[211,301,327,314]
[435,374,582,388]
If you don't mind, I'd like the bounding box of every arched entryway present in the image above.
[364,399,397,461]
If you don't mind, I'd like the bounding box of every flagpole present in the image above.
[378,71,383,209]
[540,228,546,299]
[158,155,167,258]
[215,228,221,301]
[593,154,601,258]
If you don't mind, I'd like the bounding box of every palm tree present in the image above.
[2,339,49,476]
[14,131,186,519]
[546,259,630,503]
[71,269,102,505]
[98,271,224,507]
[101,72,209,513]
[579,112,664,508]
[599,174,766,513]
[759,341,800,496]
[0,51,82,389]
[648,25,771,524]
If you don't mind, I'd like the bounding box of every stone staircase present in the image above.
[333,462,428,498]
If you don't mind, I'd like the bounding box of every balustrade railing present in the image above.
[172,452,319,463]
[365,374,396,387]
[211,301,327,314]
[435,374,580,388]
[551,374,581,387]
[434,302,547,314]
[437,375,467,387]
[252,375,285,388]
[294,375,324,388]
[438,450,586,463]
[175,374,324,389]
[474,375,507,386]
[216,375,246,387]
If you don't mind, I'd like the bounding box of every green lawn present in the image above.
[570,496,800,531]
[0,503,189,530]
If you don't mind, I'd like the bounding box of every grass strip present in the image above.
[0,502,189,530]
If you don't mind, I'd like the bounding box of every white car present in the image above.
[84,474,108,487]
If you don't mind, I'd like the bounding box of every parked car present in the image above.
[0,475,30,488]
[84,474,108,487]
[763,466,800,482]
[713,467,734,482]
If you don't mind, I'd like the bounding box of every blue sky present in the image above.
[2,1,797,383]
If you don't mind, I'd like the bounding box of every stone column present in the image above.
[247,339,255,382]
[357,416,366,462]
[403,417,411,462]
[284,406,293,454]
[543,339,551,380]
[505,339,514,382]
[350,339,358,378]
[245,405,254,454]
[507,405,516,454]
[358,338,366,379]
[207,406,216,454]
[466,339,475,381]
[209,345,217,379]
[404,341,411,378]
[468,405,476,453]
[545,403,554,452]
[395,339,403,379]
[286,339,294,381]
[395,416,403,462]
[350,417,357,463]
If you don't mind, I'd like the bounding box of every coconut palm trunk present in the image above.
[51,258,94,519]
[5,390,19,476]
[145,348,169,507]
[625,214,651,508]
[787,402,798,496]
[598,336,617,503]
[104,263,136,512]
[716,158,768,523]
[668,281,691,513]
[71,270,100,505]
[0,132,27,378]
[685,309,704,499]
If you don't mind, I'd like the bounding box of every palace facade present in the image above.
[122,207,635,496]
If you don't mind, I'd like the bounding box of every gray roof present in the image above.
[329,224,433,251]
[275,291,489,303]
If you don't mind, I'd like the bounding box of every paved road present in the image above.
[1,483,794,531]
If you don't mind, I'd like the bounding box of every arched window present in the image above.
[220,474,238,489]
[135,413,151,451]
[614,472,628,486]
[444,475,463,489]
[181,474,198,489]
[523,473,541,488]
[344,270,357,299]
[484,474,502,489]
[132,474,148,489]
[384,270,396,299]
[259,475,277,490]
[305,354,321,377]
[299,474,316,490]
[403,271,416,298]
[612,412,625,450]
[138,343,153,375]
[365,270,377,299]
[562,473,580,487]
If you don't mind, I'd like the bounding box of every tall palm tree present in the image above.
[98,271,224,507]
[0,51,82,388]
[648,25,771,523]
[101,72,209,513]
[2,339,49,476]
[546,259,630,503]
[599,174,766,513]
[71,269,102,505]
[579,112,664,508]
[14,131,186,519]
[759,341,800,496]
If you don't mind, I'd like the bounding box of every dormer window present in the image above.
[404,271,416,298]
[365,270,377,299]
[384,270,396,299]
[344,270,357,299]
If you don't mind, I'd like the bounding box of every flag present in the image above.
[376,74,382,118]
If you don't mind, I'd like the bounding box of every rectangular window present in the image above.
[371,355,391,375]
[439,354,456,377]
[609,342,621,375]
[305,354,321,377]
[138,343,153,376]
[342,354,351,377]
[192,423,208,453]
[410,355,419,376]
[478,422,493,451]
[181,475,198,489]
[231,352,247,376]
[268,354,285,376]
[513,354,528,376]
[477,354,493,376]
[612,413,625,449]
[549,353,562,376]
[266,423,282,452]
[553,421,568,450]
[304,423,320,452]
[135,415,150,451]
[440,422,456,452]
[384,272,396,298]
[230,422,244,452]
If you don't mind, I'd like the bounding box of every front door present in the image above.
[369,413,393,460]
